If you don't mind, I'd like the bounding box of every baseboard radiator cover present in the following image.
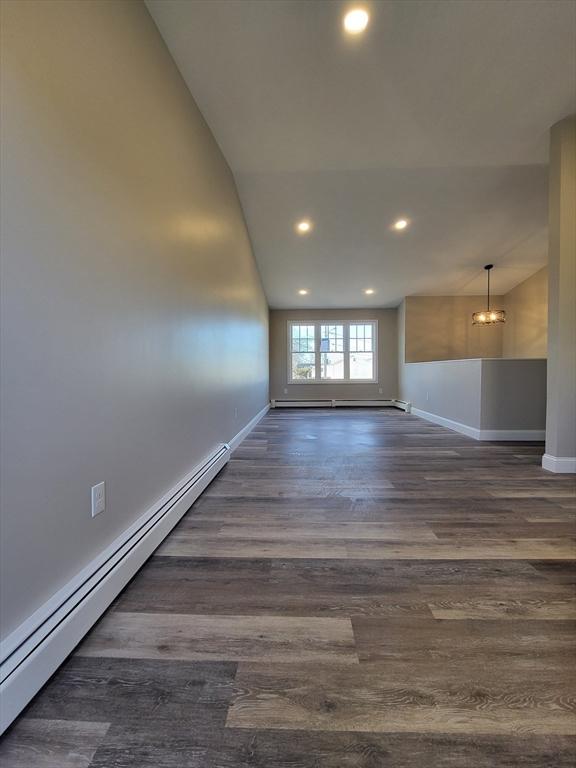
[0,443,232,733]
[270,398,411,411]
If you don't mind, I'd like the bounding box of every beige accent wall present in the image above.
[0,0,268,641]
[503,267,548,358]
[269,309,398,400]
[404,295,504,362]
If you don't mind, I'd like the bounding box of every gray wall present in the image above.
[269,309,398,401]
[403,359,547,432]
[545,116,576,464]
[397,300,407,398]
[481,359,547,430]
[403,360,483,428]
[0,0,268,642]
[503,267,548,358]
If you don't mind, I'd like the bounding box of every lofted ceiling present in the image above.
[146,0,576,308]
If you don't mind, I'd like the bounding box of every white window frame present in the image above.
[287,320,378,384]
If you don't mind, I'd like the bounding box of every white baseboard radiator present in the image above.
[0,444,230,733]
[270,398,411,411]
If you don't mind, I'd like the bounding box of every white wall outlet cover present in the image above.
[91,482,106,517]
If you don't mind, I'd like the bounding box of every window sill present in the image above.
[287,380,379,385]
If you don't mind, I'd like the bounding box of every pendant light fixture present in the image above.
[472,264,506,325]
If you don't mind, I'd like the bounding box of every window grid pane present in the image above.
[292,324,315,353]
[320,324,344,353]
[320,352,344,380]
[291,352,315,380]
[350,323,373,352]
[350,352,374,379]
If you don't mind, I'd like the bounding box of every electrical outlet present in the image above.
[91,482,106,517]
[234,407,238,419]
[426,391,430,402]
[284,388,288,394]
[378,388,383,395]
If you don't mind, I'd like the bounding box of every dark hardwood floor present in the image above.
[1,408,575,767]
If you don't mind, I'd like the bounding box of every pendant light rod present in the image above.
[484,264,493,311]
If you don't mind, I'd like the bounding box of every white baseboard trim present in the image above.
[228,403,269,451]
[411,407,545,442]
[411,407,480,438]
[542,454,576,473]
[0,405,268,733]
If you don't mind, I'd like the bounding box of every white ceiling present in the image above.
[146,0,576,308]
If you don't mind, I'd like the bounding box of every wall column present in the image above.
[543,116,576,473]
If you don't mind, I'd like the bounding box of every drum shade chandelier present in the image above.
[472,264,506,325]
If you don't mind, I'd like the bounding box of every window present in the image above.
[290,323,316,381]
[320,324,344,380]
[288,321,377,383]
[349,322,374,379]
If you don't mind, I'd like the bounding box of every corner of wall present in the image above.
[397,299,406,400]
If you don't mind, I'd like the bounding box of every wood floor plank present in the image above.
[25,657,237,728]
[204,479,394,497]
[88,725,208,768]
[216,521,437,540]
[352,617,576,663]
[529,560,576,584]
[489,489,576,498]
[422,585,576,619]
[185,507,531,525]
[0,719,110,768]
[88,724,576,768]
[159,534,575,560]
[114,557,433,617]
[386,558,546,584]
[228,661,576,735]
[431,523,576,539]
[345,538,576,560]
[157,535,349,558]
[76,612,358,664]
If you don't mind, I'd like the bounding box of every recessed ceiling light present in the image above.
[364,288,375,295]
[296,219,312,234]
[392,218,409,231]
[298,289,309,295]
[343,8,369,34]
